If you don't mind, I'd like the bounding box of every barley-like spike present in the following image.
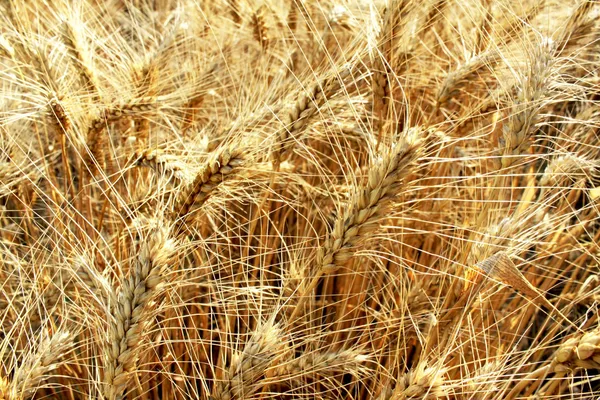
[272,65,352,167]
[318,130,422,275]
[251,6,270,51]
[499,39,555,168]
[388,361,449,400]
[288,129,422,322]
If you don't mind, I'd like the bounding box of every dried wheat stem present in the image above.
[211,321,282,400]
[288,129,422,322]
[103,227,177,400]
[0,34,15,59]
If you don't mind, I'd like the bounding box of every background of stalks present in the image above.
[1,0,600,399]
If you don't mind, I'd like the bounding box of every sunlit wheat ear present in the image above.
[251,5,270,51]
[288,128,423,322]
[379,361,449,400]
[85,97,159,172]
[436,50,499,106]
[211,320,283,400]
[60,18,100,97]
[554,0,597,53]
[103,227,177,400]
[497,38,555,168]
[539,154,596,189]
[6,330,73,400]
[468,251,548,306]
[131,148,191,183]
[273,348,371,384]
[172,145,245,232]
[2,0,600,398]
[554,329,600,371]
[271,64,353,168]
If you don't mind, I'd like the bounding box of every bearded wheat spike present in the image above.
[472,251,547,305]
[7,331,73,400]
[499,39,555,168]
[251,6,270,51]
[288,129,423,322]
[272,65,352,167]
[173,146,245,226]
[319,129,422,274]
[471,251,580,334]
[554,0,597,53]
[61,19,100,96]
[379,361,449,400]
[211,320,282,400]
[103,227,177,400]
[554,329,600,371]
[3,1,600,399]
[274,349,370,380]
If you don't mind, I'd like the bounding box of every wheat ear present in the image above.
[272,65,352,168]
[251,6,270,51]
[211,320,283,400]
[379,361,449,400]
[288,129,422,322]
[60,19,100,97]
[6,331,73,400]
[173,146,245,231]
[498,39,554,168]
[103,227,177,400]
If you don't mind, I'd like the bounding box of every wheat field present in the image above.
[0,0,599,399]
